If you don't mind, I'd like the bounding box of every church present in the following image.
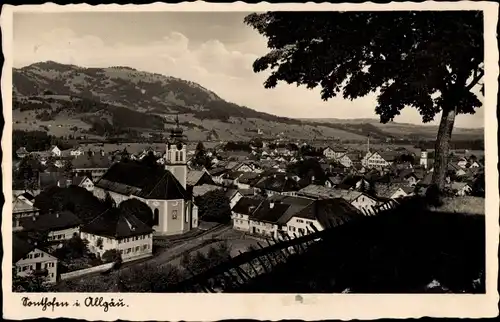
[93,119,199,236]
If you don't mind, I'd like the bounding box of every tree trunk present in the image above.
[431,107,457,191]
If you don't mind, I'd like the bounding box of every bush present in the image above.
[102,249,122,263]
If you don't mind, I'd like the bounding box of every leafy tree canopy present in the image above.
[245,11,483,191]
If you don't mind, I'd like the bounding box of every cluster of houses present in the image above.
[12,127,484,286]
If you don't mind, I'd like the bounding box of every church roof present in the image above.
[95,162,188,200]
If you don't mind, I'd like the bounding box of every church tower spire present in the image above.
[165,114,187,189]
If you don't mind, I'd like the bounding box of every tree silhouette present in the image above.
[192,141,212,169]
[244,11,483,192]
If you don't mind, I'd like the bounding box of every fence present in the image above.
[60,262,114,281]
[163,197,403,293]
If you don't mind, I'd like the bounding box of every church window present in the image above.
[172,210,178,220]
[175,152,180,162]
[153,208,159,226]
[179,152,183,162]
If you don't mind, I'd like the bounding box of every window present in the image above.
[172,210,178,220]
[153,208,159,226]
[135,246,140,252]
[34,253,40,258]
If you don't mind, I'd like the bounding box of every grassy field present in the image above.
[429,197,485,215]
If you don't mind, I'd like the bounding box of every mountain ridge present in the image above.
[12,61,483,142]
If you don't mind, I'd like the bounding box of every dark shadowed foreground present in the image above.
[166,197,485,293]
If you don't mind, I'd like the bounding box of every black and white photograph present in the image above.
[2,2,499,320]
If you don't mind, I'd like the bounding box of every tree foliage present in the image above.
[245,11,483,191]
[192,141,212,169]
[34,186,106,223]
[194,189,232,224]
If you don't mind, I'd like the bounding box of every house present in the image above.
[248,195,314,239]
[281,198,362,237]
[49,145,62,157]
[208,167,230,184]
[81,208,153,262]
[13,235,58,284]
[233,162,263,174]
[374,183,410,200]
[20,210,82,243]
[450,182,472,196]
[336,175,370,191]
[72,175,94,192]
[363,151,397,168]
[70,146,85,157]
[297,184,379,212]
[71,155,113,181]
[222,171,245,186]
[192,184,221,198]
[323,147,335,159]
[93,122,199,236]
[13,194,40,232]
[16,147,30,158]
[336,153,361,168]
[324,176,342,188]
[254,174,303,196]
[457,157,469,168]
[235,172,262,189]
[397,169,420,187]
[231,197,263,231]
[226,189,244,210]
[186,170,215,188]
[248,199,291,238]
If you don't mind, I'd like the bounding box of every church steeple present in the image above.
[165,114,187,189]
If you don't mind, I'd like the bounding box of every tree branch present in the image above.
[466,69,484,91]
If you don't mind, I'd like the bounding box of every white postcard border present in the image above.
[2,2,499,320]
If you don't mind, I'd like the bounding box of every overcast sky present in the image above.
[13,12,484,128]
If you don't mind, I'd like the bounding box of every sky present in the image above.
[13,12,484,128]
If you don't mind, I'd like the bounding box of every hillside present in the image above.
[13,61,483,143]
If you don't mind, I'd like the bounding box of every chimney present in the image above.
[32,215,36,221]
[56,212,60,218]
[269,202,275,209]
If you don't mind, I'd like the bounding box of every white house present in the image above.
[70,147,85,157]
[20,210,82,243]
[72,176,94,192]
[231,197,263,232]
[81,208,154,262]
[323,147,335,159]
[281,198,361,238]
[297,184,379,213]
[13,235,58,284]
[49,145,62,157]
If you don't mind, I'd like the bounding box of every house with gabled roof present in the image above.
[297,184,378,212]
[186,169,215,188]
[248,195,314,239]
[255,173,303,196]
[81,207,154,262]
[13,234,58,284]
[20,210,82,243]
[13,194,40,232]
[231,197,264,231]
[282,198,362,238]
